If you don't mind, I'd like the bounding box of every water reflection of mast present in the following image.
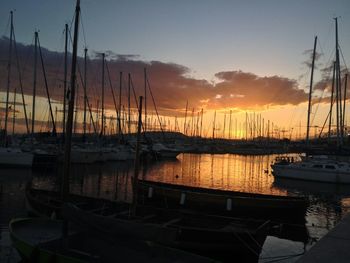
[210,154,214,187]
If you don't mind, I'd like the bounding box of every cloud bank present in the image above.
[0,37,313,118]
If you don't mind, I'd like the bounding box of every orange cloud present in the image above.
[0,37,312,118]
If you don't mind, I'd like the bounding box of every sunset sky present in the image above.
[0,0,349,139]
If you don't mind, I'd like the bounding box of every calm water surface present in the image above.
[1,153,350,262]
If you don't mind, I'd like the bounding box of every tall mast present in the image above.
[343,74,348,130]
[101,53,105,136]
[128,73,131,134]
[132,96,143,216]
[245,112,248,140]
[12,87,17,135]
[200,108,203,138]
[62,0,80,204]
[306,36,317,147]
[118,71,122,137]
[144,68,147,132]
[83,47,87,140]
[183,100,188,135]
[4,11,14,146]
[63,23,68,137]
[228,110,232,139]
[335,17,342,147]
[38,35,57,135]
[212,110,216,140]
[223,112,226,139]
[12,13,30,135]
[31,31,38,137]
[328,62,336,142]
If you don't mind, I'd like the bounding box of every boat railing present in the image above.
[273,156,295,165]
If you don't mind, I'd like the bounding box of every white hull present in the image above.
[0,148,34,167]
[272,164,350,184]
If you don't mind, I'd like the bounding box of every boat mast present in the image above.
[101,53,105,137]
[62,0,80,206]
[31,31,38,138]
[63,23,68,138]
[118,71,122,137]
[212,110,216,140]
[335,17,342,148]
[132,96,143,216]
[183,100,188,135]
[328,62,336,142]
[83,47,87,141]
[128,73,131,134]
[306,36,317,147]
[4,11,14,146]
[343,74,348,130]
[200,108,203,138]
[12,87,17,135]
[12,13,30,135]
[38,35,57,135]
[144,68,147,133]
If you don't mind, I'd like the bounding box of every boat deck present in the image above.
[296,212,350,263]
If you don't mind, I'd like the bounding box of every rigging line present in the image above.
[339,46,349,73]
[105,60,123,137]
[76,50,97,135]
[310,60,334,126]
[146,75,165,136]
[37,36,57,135]
[88,57,100,111]
[80,11,87,48]
[39,104,49,133]
[130,75,146,134]
[319,86,338,137]
[317,38,334,72]
[48,29,66,104]
[12,25,29,134]
[129,75,140,111]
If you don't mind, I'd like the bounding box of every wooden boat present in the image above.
[26,186,269,260]
[137,180,308,221]
[62,202,269,259]
[25,183,129,218]
[10,217,213,263]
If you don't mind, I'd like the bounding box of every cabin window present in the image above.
[325,165,335,169]
[312,164,323,168]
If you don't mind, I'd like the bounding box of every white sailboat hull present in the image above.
[0,148,34,167]
[272,164,350,184]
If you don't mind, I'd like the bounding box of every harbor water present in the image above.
[1,153,350,262]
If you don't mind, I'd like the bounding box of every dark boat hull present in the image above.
[138,180,308,222]
[10,218,213,263]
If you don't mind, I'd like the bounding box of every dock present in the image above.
[297,213,350,263]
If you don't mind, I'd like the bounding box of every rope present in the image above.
[146,75,165,137]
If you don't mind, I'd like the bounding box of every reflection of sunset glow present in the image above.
[145,154,288,196]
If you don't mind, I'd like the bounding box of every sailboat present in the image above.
[271,19,350,184]
[0,11,34,168]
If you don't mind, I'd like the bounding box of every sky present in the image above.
[0,0,349,138]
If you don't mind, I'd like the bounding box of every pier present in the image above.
[297,213,350,263]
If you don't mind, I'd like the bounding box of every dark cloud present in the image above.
[302,49,322,69]
[90,50,140,61]
[0,37,312,118]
